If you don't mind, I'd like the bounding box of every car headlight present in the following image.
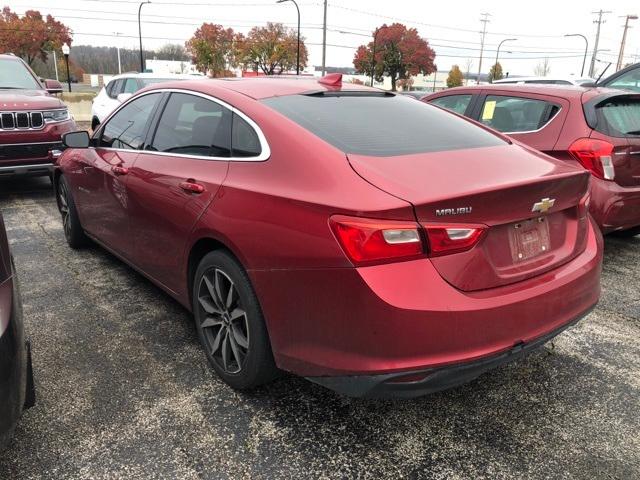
[43,108,69,123]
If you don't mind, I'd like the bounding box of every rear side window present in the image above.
[430,95,472,115]
[479,95,560,133]
[262,94,503,156]
[232,114,262,157]
[595,99,640,136]
[149,92,231,157]
[108,79,124,99]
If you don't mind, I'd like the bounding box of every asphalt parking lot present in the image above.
[0,176,638,479]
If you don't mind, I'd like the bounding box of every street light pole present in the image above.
[276,0,300,75]
[62,43,71,93]
[564,34,589,77]
[493,38,517,82]
[138,1,151,73]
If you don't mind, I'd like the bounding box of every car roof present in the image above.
[426,83,629,103]
[493,76,578,83]
[107,72,198,81]
[139,76,379,100]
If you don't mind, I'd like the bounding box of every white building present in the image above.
[145,59,202,75]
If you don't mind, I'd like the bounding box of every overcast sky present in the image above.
[9,0,640,78]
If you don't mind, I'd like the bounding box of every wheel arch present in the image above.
[186,236,248,304]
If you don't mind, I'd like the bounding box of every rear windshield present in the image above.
[595,99,640,137]
[262,93,504,156]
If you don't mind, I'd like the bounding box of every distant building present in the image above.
[145,59,201,75]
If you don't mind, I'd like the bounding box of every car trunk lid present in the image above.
[348,144,590,291]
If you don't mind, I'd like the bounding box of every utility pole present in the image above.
[590,10,611,77]
[321,0,328,75]
[617,15,638,71]
[477,13,491,83]
[114,32,122,74]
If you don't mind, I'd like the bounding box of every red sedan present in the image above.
[54,75,602,398]
[423,84,640,235]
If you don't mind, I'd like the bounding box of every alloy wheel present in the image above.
[58,181,71,240]
[197,268,250,374]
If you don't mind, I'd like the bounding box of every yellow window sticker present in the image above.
[482,100,497,120]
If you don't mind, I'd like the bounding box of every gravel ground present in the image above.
[0,176,638,479]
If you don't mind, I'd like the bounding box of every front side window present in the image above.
[149,93,231,157]
[123,78,139,94]
[429,95,473,115]
[0,58,41,90]
[99,93,160,150]
[232,114,262,157]
[479,95,560,133]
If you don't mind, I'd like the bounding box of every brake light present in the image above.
[329,216,423,265]
[568,138,615,181]
[424,225,487,257]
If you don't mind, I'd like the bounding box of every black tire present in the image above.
[612,226,640,238]
[192,250,279,390]
[56,175,89,249]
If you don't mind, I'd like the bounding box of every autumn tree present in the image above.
[446,65,464,88]
[157,43,189,62]
[0,7,72,66]
[353,23,436,91]
[185,23,237,77]
[488,62,504,82]
[236,22,308,75]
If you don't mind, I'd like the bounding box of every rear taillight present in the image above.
[424,225,487,257]
[569,138,615,181]
[330,216,486,265]
[329,216,423,265]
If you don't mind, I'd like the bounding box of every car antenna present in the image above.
[595,63,612,85]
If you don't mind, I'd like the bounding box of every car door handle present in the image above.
[111,165,129,176]
[179,180,205,194]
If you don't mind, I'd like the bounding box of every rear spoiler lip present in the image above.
[582,91,640,130]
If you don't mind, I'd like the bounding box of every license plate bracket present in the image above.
[509,217,551,263]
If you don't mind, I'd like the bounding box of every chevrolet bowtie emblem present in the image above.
[532,198,555,213]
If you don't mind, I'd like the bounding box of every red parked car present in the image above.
[53,76,602,398]
[423,84,640,235]
[0,54,76,178]
[0,213,35,449]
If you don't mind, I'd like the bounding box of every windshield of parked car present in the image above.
[0,58,41,90]
[262,93,505,156]
[605,68,640,93]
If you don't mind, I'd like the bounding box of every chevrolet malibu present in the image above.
[53,75,602,398]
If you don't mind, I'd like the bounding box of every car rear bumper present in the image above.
[590,177,640,233]
[306,308,590,398]
[251,218,602,394]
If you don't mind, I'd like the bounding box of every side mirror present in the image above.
[117,93,133,103]
[44,79,63,94]
[63,131,91,149]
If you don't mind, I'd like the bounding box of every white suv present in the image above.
[90,73,195,129]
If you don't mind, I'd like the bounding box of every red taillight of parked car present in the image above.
[423,225,487,257]
[568,138,615,181]
[330,216,486,265]
[330,216,424,265]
